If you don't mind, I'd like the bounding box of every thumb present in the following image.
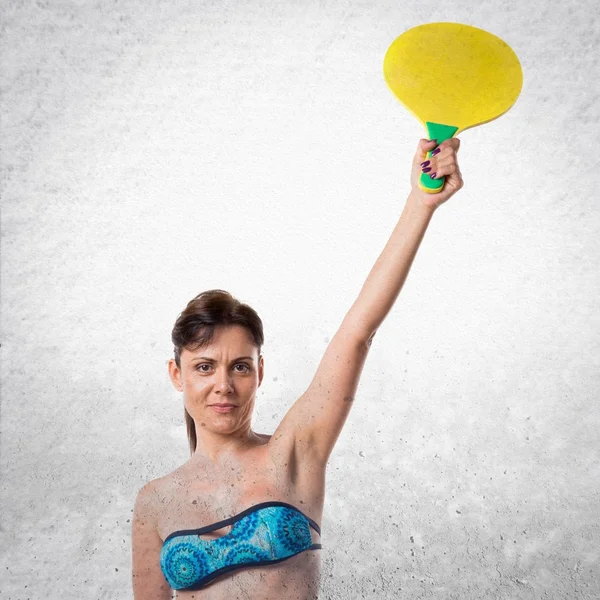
[415,138,438,162]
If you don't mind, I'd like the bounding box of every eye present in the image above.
[195,363,250,373]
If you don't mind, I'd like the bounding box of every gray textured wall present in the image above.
[1,0,599,598]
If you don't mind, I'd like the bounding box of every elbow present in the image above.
[366,330,377,347]
[338,320,377,349]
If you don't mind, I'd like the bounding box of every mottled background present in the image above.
[1,0,599,598]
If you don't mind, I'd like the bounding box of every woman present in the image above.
[132,137,463,599]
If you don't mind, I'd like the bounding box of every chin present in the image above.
[203,416,242,434]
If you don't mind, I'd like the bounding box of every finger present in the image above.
[435,138,461,154]
[443,166,464,190]
[422,154,459,180]
[416,138,438,160]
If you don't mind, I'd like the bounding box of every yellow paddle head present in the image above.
[383,22,523,192]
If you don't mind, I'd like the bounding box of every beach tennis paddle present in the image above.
[383,22,523,193]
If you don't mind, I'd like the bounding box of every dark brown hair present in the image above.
[171,289,264,456]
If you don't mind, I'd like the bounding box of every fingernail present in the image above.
[423,167,432,173]
[429,139,437,144]
[420,160,430,168]
[430,173,437,179]
[431,148,441,156]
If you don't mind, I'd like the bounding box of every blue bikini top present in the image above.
[160,500,322,590]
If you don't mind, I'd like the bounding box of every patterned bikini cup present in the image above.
[160,501,322,591]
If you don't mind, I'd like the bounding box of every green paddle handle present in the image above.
[419,122,459,194]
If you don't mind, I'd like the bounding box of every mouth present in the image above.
[210,403,237,413]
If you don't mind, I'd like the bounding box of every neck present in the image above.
[189,423,262,466]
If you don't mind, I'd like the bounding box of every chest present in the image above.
[156,451,292,541]
[155,444,325,595]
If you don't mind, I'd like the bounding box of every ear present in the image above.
[168,358,184,392]
[257,354,264,388]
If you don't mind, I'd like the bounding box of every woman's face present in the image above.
[168,325,264,436]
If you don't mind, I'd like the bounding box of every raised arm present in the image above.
[273,138,463,465]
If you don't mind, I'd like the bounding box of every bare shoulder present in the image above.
[150,464,190,499]
[133,478,164,525]
[136,465,188,508]
[136,467,193,539]
[135,478,159,506]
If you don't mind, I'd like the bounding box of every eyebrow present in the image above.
[191,356,255,363]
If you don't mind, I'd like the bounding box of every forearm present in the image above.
[342,191,436,339]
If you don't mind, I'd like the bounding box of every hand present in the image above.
[410,137,464,210]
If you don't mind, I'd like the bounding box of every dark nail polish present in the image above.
[431,148,441,156]
[430,173,437,179]
[423,167,432,173]
[421,160,430,168]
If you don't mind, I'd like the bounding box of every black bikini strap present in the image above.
[164,500,321,543]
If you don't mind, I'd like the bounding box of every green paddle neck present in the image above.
[419,122,459,193]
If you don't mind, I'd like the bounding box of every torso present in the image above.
[153,432,326,599]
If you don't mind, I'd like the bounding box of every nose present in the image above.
[214,369,233,394]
